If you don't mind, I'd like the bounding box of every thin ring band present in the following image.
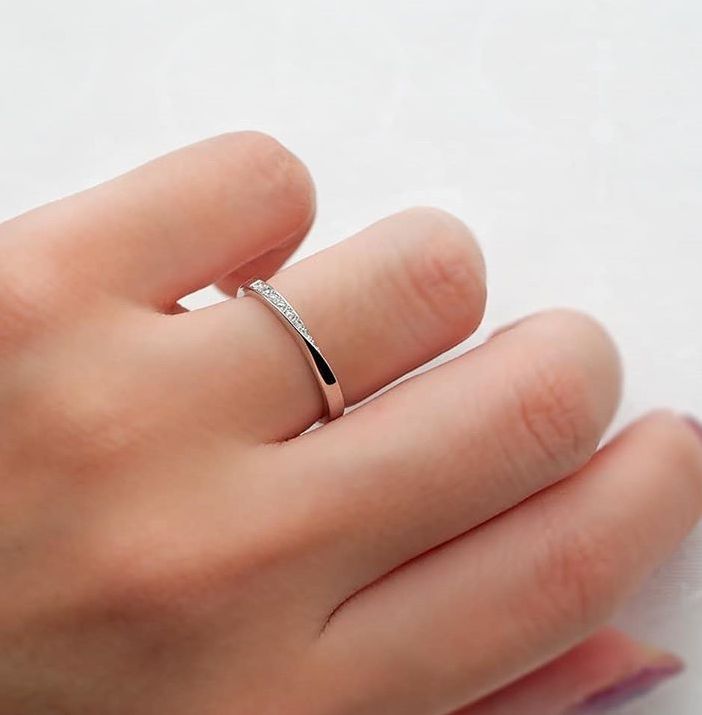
[240,279,345,422]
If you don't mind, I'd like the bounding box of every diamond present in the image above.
[247,279,319,348]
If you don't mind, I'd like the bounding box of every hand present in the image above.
[1,132,700,715]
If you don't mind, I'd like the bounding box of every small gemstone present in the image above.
[249,281,318,347]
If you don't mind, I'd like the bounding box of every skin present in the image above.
[0,131,700,715]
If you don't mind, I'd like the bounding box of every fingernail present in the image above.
[683,414,702,444]
[571,657,684,713]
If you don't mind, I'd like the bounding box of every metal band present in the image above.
[241,279,345,422]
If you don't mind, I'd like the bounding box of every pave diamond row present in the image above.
[248,279,317,347]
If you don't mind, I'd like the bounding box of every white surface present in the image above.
[1,1,701,712]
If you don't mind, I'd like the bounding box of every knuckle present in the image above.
[532,514,617,629]
[397,206,486,341]
[0,249,65,351]
[82,498,222,616]
[226,131,314,222]
[24,378,139,473]
[514,350,596,468]
[85,531,198,619]
[510,310,613,469]
[89,500,291,618]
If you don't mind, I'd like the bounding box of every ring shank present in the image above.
[241,279,345,422]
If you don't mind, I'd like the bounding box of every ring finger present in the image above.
[178,207,487,441]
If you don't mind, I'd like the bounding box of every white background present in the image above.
[0,1,700,712]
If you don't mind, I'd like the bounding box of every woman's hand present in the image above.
[0,132,700,715]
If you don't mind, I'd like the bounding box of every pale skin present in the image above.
[1,132,701,715]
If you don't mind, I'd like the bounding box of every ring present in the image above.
[240,279,345,422]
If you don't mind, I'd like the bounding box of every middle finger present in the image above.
[275,309,621,598]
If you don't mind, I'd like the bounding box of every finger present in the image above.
[454,628,683,715]
[275,309,620,595]
[0,132,314,308]
[169,238,301,315]
[178,207,486,440]
[216,235,303,297]
[315,411,702,715]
